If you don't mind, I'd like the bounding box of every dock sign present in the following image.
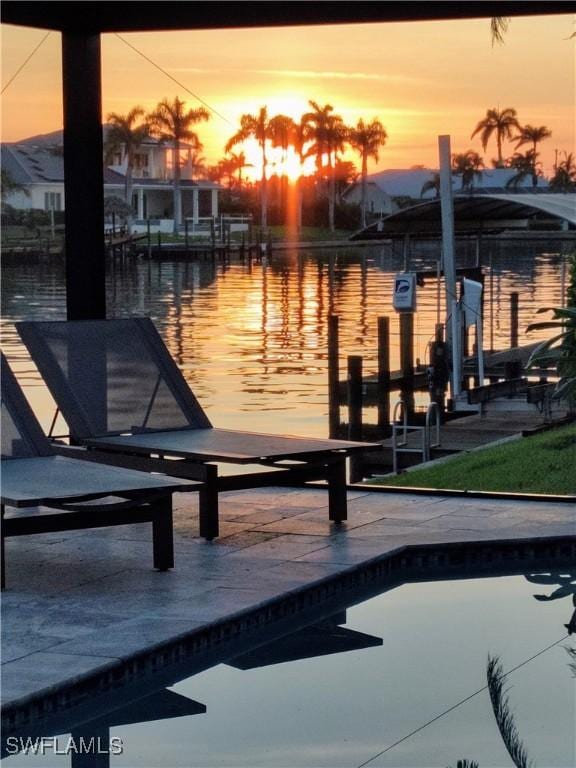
[393,273,417,312]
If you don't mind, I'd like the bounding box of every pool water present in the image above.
[3,573,575,767]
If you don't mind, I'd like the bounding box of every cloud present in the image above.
[248,68,430,85]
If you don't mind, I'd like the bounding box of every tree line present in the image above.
[422,107,575,197]
[105,97,388,232]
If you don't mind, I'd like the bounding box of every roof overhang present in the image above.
[2,2,571,33]
[352,194,576,238]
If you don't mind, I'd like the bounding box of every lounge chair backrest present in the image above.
[17,318,212,439]
[1,354,52,459]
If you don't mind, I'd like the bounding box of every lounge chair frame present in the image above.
[1,354,196,588]
[18,318,380,540]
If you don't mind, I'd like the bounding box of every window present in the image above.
[44,192,62,211]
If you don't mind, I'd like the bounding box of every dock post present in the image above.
[377,316,391,435]
[328,314,340,439]
[510,292,519,348]
[399,313,415,417]
[267,229,273,259]
[347,354,363,483]
[147,219,152,259]
[429,323,447,415]
[184,220,189,257]
[157,230,161,254]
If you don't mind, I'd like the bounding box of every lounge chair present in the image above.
[1,353,198,588]
[17,318,380,540]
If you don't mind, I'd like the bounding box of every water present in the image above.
[3,572,575,766]
[0,242,569,437]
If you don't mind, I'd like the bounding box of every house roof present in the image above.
[2,144,64,184]
[2,2,564,34]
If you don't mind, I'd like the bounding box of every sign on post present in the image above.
[393,273,417,312]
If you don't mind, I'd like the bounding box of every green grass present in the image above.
[263,225,352,242]
[372,423,576,495]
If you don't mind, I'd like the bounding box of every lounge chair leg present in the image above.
[327,457,347,523]
[199,467,219,540]
[152,495,174,571]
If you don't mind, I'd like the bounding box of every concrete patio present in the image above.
[2,485,575,734]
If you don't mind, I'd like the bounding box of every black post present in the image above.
[399,313,415,417]
[328,314,340,438]
[377,316,391,435]
[347,355,363,483]
[184,219,189,256]
[510,292,519,348]
[62,32,105,320]
[147,218,152,259]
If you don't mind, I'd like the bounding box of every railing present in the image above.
[392,401,441,474]
[183,214,253,237]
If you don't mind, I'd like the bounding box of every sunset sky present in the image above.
[1,13,574,179]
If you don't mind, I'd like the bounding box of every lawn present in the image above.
[372,423,576,495]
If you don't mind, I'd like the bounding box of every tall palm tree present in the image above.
[303,101,346,231]
[269,114,297,216]
[471,107,520,167]
[452,150,484,191]
[226,106,273,227]
[348,118,388,227]
[105,106,148,217]
[514,124,552,187]
[147,97,210,232]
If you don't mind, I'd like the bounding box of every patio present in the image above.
[3,485,574,734]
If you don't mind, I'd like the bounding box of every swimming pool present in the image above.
[3,571,574,767]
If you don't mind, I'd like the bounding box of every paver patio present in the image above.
[2,486,574,729]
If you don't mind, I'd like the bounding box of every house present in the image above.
[340,181,396,216]
[1,130,222,230]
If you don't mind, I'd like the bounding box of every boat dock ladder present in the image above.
[392,401,441,473]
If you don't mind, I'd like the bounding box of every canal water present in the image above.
[0,241,569,438]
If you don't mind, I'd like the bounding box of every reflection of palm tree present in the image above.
[452,151,484,191]
[514,124,552,186]
[105,106,148,215]
[147,97,210,233]
[471,107,520,167]
[226,106,272,227]
[525,571,576,633]
[348,118,388,227]
[487,656,532,768]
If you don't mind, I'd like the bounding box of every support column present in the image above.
[137,188,145,220]
[62,32,106,320]
[211,188,219,218]
[193,188,199,225]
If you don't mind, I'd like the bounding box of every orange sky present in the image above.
[1,14,574,178]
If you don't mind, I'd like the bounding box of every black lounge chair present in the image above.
[17,318,380,540]
[1,353,198,588]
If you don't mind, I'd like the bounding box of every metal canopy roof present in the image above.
[2,1,570,33]
[353,194,576,238]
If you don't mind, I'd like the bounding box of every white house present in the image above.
[340,181,396,216]
[1,130,222,229]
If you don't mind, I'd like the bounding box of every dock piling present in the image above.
[328,314,340,438]
[510,292,519,348]
[347,355,363,483]
[377,316,391,434]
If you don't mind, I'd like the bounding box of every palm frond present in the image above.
[487,655,533,768]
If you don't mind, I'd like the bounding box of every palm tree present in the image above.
[505,150,540,189]
[452,151,484,191]
[105,106,148,217]
[269,114,297,216]
[303,100,346,231]
[549,152,576,192]
[348,118,388,227]
[514,124,552,186]
[1,169,30,203]
[147,97,210,232]
[471,107,520,167]
[227,151,252,190]
[420,172,441,199]
[226,106,273,227]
